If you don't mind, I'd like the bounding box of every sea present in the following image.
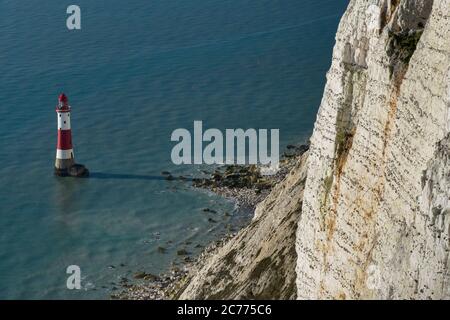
[0,0,348,299]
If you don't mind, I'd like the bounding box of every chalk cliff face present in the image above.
[296,0,449,299]
[178,0,450,299]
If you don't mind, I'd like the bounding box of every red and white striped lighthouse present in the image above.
[54,93,88,177]
[55,93,74,171]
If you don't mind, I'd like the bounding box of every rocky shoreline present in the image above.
[192,143,309,209]
[114,143,309,300]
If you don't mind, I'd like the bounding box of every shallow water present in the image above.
[0,0,348,298]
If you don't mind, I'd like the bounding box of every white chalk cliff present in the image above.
[177,0,450,299]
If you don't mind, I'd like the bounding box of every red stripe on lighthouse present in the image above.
[57,129,73,150]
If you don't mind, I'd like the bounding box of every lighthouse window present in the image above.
[59,114,61,117]
[64,121,66,124]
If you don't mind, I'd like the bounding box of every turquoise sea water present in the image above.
[0,0,347,299]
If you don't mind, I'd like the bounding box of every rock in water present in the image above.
[54,163,89,178]
[68,164,89,178]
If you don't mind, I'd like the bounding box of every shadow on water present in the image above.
[89,172,193,182]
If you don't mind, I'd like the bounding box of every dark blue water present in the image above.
[0,0,347,299]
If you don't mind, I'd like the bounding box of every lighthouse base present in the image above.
[55,164,89,178]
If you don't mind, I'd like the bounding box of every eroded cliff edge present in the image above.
[177,0,450,299]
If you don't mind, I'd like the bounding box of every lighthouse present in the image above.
[54,93,89,177]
